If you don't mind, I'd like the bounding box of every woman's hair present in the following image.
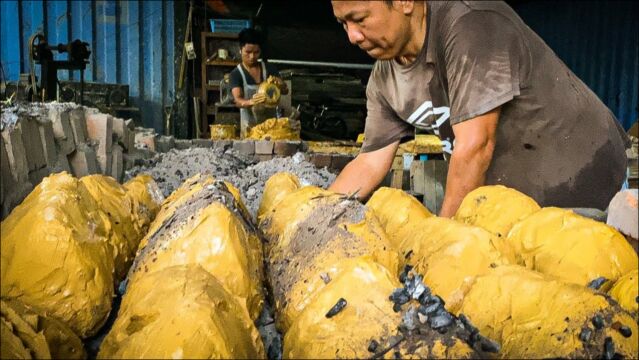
[238,28,263,48]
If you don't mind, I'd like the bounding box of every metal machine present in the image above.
[29,33,91,102]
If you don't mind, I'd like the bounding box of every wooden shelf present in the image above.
[206,60,239,67]
[200,31,240,138]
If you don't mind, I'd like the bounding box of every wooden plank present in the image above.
[390,169,404,189]
[411,160,448,214]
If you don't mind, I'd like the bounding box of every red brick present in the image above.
[309,153,332,169]
[1,126,29,182]
[255,154,273,162]
[135,129,158,151]
[273,141,301,156]
[86,113,113,173]
[232,140,255,155]
[192,139,214,148]
[213,140,232,150]
[112,117,126,140]
[255,140,274,155]
[68,143,100,177]
[1,136,16,204]
[123,121,135,150]
[48,108,75,154]
[111,144,124,182]
[86,113,113,149]
[156,136,175,153]
[175,139,192,150]
[38,121,57,167]
[69,108,88,144]
[18,118,47,171]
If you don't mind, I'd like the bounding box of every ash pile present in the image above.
[125,148,336,219]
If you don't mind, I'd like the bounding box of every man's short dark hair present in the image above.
[239,28,263,48]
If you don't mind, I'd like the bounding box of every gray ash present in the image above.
[125,148,335,220]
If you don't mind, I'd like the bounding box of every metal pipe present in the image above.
[261,59,373,70]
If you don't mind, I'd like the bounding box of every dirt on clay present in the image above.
[124,146,337,221]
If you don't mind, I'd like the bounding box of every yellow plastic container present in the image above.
[210,124,237,140]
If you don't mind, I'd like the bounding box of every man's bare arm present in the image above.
[439,107,500,217]
[329,140,399,199]
[232,87,265,108]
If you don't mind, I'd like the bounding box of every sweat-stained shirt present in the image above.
[362,0,629,209]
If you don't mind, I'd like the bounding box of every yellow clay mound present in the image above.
[98,265,265,359]
[257,172,301,220]
[366,187,434,249]
[506,207,638,286]
[1,172,114,337]
[283,257,401,359]
[1,299,85,359]
[121,174,163,230]
[399,216,509,313]
[608,269,638,316]
[80,175,159,279]
[128,174,264,321]
[459,265,638,359]
[259,174,400,330]
[454,185,541,238]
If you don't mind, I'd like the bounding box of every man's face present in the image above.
[241,43,261,66]
[332,1,412,60]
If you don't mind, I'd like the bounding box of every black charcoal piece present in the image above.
[604,337,615,360]
[587,277,608,290]
[579,327,593,343]
[325,298,347,318]
[591,314,604,329]
[367,339,379,353]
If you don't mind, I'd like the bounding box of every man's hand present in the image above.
[269,76,289,95]
[439,107,500,217]
[329,140,399,200]
[251,93,266,105]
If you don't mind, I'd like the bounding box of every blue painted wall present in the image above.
[513,0,638,130]
[0,0,177,132]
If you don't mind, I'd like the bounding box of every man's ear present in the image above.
[397,0,415,15]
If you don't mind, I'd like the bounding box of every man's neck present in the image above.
[243,62,260,70]
[396,3,428,65]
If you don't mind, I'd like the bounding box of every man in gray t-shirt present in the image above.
[330,1,629,215]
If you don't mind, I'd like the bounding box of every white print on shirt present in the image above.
[406,100,453,154]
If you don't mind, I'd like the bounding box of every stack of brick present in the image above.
[1,103,141,219]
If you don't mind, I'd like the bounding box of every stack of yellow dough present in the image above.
[98,265,264,359]
[1,172,162,338]
[125,174,263,320]
[368,186,639,358]
[247,117,300,140]
[608,269,638,318]
[460,265,638,358]
[368,187,511,312]
[100,174,265,358]
[1,299,85,359]
[259,173,477,359]
[456,186,638,286]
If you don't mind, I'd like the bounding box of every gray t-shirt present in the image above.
[363,0,629,209]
